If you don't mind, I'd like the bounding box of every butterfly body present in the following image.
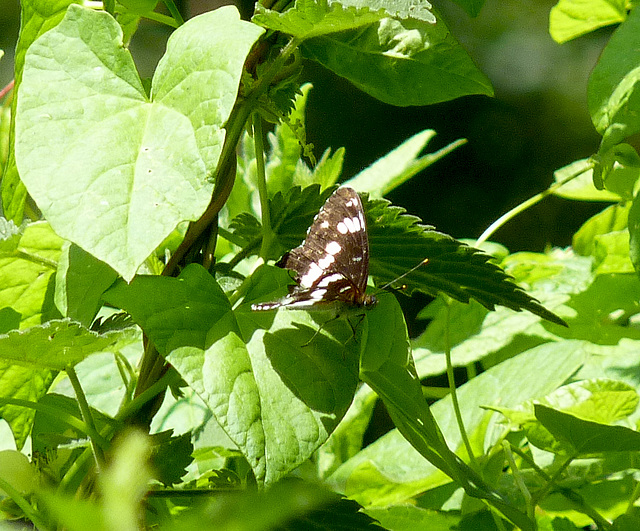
[252,187,376,312]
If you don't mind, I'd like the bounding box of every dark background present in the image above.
[0,0,608,250]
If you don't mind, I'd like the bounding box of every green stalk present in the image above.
[67,367,105,469]
[253,115,275,259]
[477,160,595,245]
[443,300,477,468]
[0,476,50,531]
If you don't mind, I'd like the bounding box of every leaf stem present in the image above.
[253,115,274,259]
[66,366,105,469]
[502,441,533,520]
[161,0,184,25]
[443,300,477,468]
[477,160,595,245]
[0,476,49,531]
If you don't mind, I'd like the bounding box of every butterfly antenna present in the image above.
[377,258,429,292]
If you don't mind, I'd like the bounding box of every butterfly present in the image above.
[251,186,377,312]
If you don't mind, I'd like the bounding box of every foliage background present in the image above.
[0,0,606,251]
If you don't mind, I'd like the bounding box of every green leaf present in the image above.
[588,5,640,150]
[550,0,627,44]
[592,230,634,274]
[55,243,119,327]
[497,378,640,455]
[592,143,640,197]
[150,431,193,487]
[0,365,54,450]
[338,0,436,23]
[0,218,23,253]
[105,264,359,485]
[364,195,566,326]
[252,0,386,40]
[0,319,133,371]
[302,16,494,106]
[360,293,455,478]
[102,264,231,355]
[562,274,640,344]
[15,5,263,280]
[316,384,378,478]
[345,129,440,197]
[0,221,62,328]
[535,403,640,454]
[551,159,621,202]
[329,341,586,506]
[159,480,336,531]
[2,0,79,223]
[364,505,463,531]
[573,203,630,256]
[412,250,592,378]
[627,191,640,275]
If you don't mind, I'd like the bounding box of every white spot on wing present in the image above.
[318,254,335,269]
[317,273,343,287]
[337,222,348,234]
[310,288,327,299]
[325,241,341,255]
[320,220,329,229]
[343,217,355,233]
[299,262,323,288]
[351,216,361,231]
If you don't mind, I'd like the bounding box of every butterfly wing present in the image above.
[251,187,370,310]
[281,187,369,304]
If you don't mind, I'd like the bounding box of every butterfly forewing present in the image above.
[252,187,373,311]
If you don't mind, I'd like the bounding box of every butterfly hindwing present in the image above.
[252,187,374,310]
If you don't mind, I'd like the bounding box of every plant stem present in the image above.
[477,160,595,245]
[253,115,274,259]
[66,367,105,469]
[443,300,477,468]
[502,441,533,520]
[0,476,49,531]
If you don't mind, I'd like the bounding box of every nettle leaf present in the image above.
[413,250,590,378]
[15,5,264,280]
[302,16,493,106]
[364,196,566,326]
[270,184,336,257]
[252,0,386,40]
[550,0,627,44]
[340,0,435,23]
[232,186,563,324]
[588,5,640,150]
[0,319,134,371]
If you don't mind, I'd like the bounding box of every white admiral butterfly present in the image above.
[251,186,377,312]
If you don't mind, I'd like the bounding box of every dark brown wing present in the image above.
[279,187,369,304]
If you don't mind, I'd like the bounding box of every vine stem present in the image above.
[133,35,302,419]
[66,366,105,469]
[476,160,595,246]
[253,115,275,259]
[443,300,477,468]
